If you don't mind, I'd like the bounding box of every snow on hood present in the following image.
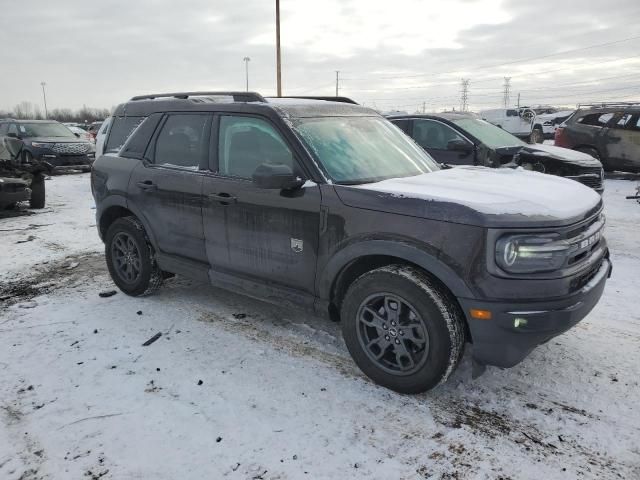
[522,143,600,164]
[352,166,601,221]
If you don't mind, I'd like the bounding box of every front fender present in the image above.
[317,239,474,301]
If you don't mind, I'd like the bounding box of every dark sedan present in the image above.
[0,119,95,173]
[388,113,604,193]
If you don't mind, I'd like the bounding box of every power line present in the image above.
[343,35,640,82]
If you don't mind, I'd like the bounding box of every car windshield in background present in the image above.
[293,116,439,184]
[452,118,525,149]
[18,122,76,138]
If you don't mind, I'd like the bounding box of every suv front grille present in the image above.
[567,167,603,190]
[570,257,603,291]
[52,142,91,155]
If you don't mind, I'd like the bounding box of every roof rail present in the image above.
[577,101,640,109]
[129,91,266,102]
[267,96,359,105]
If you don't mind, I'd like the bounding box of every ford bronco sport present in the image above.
[91,92,611,394]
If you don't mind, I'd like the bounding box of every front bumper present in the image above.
[458,257,612,368]
[32,149,94,172]
[0,179,30,207]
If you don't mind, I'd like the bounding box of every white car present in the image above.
[480,107,542,143]
[95,116,113,157]
[535,110,575,139]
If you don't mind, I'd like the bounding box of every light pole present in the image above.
[40,82,48,118]
[243,57,251,92]
[275,0,282,96]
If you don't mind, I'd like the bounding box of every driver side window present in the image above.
[218,116,294,179]
[413,119,464,150]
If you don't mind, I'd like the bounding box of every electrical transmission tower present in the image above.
[460,79,470,112]
[503,77,511,108]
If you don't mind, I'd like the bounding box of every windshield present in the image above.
[293,116,439,184]
[18,122,76,138]
[452,118,525,149]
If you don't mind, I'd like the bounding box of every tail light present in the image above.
[554,126,568,147]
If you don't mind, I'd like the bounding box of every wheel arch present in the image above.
[573,144,601,158]
[321,240,473,320]
[98,198,158,249]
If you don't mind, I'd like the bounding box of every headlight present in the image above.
[31,142,53,148]
[496,233,570,273]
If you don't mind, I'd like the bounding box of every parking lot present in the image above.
[0,174,638,479]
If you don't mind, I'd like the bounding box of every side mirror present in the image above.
[252,163,305,190]
[7,132,18,139]
[74,132,80,138]
[447,139,472,153]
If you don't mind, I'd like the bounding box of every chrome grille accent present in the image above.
[51,142,90,154]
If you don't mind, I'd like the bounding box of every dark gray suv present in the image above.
[91,92,611,393]
[555,103,640,173]
[0,119,95,173]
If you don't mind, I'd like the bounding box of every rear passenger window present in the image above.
[578,113,614,127]
[154,114,209,169]
[218,116,294,179]
[105,116,145,153]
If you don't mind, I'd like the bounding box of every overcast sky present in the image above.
[1,0,638,113]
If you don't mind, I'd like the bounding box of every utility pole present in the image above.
[460,78,470,112]
[422,101,426,113]
[517,92,521,109]
[243,57,251,91]
[275,0,282,97]
[40,81,48,118]
[335,70,339,96]
[503,77,511,108]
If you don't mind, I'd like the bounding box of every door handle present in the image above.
[136,180,157,191]
[209,192,237,204]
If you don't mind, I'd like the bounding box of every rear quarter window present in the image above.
[120,114,163,159]
[105,116,145,153]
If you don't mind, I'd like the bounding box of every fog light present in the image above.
[514,317,528,328]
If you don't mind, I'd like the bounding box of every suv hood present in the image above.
[335,166,602,228]
[27,136,89,144]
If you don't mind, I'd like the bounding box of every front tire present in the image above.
[341,265,465,394]
[105,216,163,296]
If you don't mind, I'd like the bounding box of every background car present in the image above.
[536,109,575,139]
[479,107,544,143]
[0,119,95,173]
[67,125,91,142]
[86,121,103,143]
[388,112,605,192]
[555,103,640,173]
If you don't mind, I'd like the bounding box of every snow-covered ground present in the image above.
[0,174,639,480]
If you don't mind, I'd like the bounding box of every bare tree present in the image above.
[13,101,35,119]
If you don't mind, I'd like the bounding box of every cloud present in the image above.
[0,0,638,113]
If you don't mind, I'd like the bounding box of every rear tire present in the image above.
[105,216,163,296]
[340,265,465,394]
[529,128,543,144]
[29,174,45,209]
